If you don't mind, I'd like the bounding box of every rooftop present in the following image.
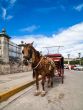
[0,28,11,39]
[46,53,62,57]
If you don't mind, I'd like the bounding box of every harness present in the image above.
[33,57,43,70]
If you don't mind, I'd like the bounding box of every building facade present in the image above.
[0,29,22,63]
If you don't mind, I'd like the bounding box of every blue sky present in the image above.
[0,0,83,57]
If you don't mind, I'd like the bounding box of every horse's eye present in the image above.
[22,50,24,54]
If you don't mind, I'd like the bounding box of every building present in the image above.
[0,29,22,63]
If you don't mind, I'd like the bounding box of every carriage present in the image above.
[21,42,64,96]
[46,54,64,83]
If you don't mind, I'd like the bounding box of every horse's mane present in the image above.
[31,45,41,78]
[36,51,40,58]
[31,45,41,58]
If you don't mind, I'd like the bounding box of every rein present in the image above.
[33,57,43,70]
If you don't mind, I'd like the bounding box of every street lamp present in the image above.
[67,54,70,65]
[78,53,81,65]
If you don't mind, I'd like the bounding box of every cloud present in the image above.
[36,5,66,13]
[1,0,17,20]
[74,3,83,11]
[20,25,40,33]
[11,22,83,58]
[6,15,13,20]
[10,0,16,5]
[2,7,13,20]
[2,7,7,20]
[2,8,13,20]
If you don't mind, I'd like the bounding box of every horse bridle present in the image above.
[23,45,43,70]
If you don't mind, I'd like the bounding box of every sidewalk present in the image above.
[0,71,36,102]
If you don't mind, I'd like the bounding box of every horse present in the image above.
[21,42,55,96]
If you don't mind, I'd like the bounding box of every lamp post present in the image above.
[78,53,81,65]
[67,54,71,70]
[67,54,70,65]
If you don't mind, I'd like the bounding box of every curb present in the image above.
[0,79,36,103]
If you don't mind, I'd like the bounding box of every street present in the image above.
[0,70,83,110]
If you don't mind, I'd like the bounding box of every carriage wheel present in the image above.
[58,69,64,84]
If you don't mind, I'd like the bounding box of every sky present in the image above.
[0,0,83,58]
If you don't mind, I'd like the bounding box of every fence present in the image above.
[9,41,22,59]
[0,40,22,63]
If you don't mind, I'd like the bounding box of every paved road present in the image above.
[0,70,83,110]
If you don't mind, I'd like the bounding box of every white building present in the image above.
[0,29,22,63]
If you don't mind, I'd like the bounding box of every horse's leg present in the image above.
[34,74,40,96]
[47,75,51,88]
[50,70,54,87]
[41,76,46,97]
[50,75,53,87]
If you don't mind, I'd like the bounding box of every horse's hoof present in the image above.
[48,85,51,88]
[34,91,41,96]
[41,91,46,97]
[51,85,53,88]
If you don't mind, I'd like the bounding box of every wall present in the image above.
[0,64,32,75]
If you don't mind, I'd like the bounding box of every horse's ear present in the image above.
[31,41,34,45]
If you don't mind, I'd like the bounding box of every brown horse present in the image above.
[22,42,55,96]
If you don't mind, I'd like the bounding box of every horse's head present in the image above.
[22,42,33,61]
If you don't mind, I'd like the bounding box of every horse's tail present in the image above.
[33,69,36,78]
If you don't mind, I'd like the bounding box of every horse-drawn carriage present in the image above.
[21,42,64,96]
[46,54,64,84]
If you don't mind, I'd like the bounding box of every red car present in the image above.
[70,65,76,70]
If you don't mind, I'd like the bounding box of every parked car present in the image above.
[64,65,69,69]
[71,65,76,70]
[73,65,83,71]
[64,65,76,70]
